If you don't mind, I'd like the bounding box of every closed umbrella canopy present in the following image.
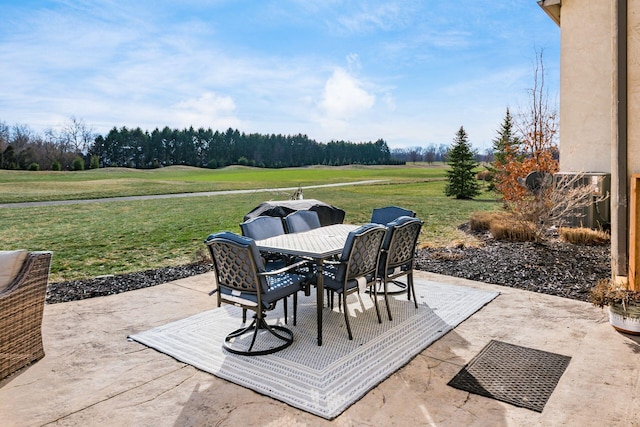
[244,199,345,226]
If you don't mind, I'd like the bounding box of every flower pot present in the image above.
[608,303,640,335]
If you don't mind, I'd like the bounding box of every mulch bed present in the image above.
[46,235,610,305]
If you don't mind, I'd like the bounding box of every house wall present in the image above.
[629,0,640,176]
[557,0,614,174]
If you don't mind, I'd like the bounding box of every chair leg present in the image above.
[371,282,382,324]
[408,272,418,309]
[223,311,294,356]
[382,278,393,321]
[342,293,353,340]
[283,297,288,325]
[293,292,297,326]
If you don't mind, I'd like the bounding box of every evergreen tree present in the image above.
[445,126,480,199]
[490,108,523,192]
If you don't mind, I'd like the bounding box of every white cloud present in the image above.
[172,92,240,130]
[318,68,375,121]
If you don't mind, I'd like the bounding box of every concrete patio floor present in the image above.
[1,270,639,426]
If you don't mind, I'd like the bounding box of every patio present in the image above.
[1,270,639,426]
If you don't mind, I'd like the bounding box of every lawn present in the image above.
[0,164,447,203]
[0,165,499,282]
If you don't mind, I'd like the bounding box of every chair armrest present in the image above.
[259,259,312,276]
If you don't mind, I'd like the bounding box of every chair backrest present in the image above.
[284,210,322,233]
[204,232,267,295]
[382,216,423,271]
[240,216,286,240]
[370,206,416,225]
[337,223,386,282]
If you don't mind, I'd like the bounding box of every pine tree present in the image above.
[490,108,523,192]
[492,108,521,166]
[445,126,480,199]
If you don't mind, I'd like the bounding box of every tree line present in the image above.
[91,126,397,169]
[0,119,400,171]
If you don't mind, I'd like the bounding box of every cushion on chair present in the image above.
[322,264,375,293]
[218,269,304,307]
[0,250,28,293]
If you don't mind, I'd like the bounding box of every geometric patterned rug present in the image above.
[448,340,571,412]
[128,280,498,419]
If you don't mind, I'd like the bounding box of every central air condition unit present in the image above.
[553,172,611,229]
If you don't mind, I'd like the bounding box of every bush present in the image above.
[51,161,62,171]
[476,170,493,182]
[72,157,85,171]
[490,219,536,242]
[28,162,40,171]
[89,155,99,169]
[469,211,512,232]
[559,227,610,245]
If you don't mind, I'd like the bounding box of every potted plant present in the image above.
[590,278,640,335]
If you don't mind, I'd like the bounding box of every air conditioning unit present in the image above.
[553,172,611,229]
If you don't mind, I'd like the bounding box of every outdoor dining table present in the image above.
[255,223,359,346]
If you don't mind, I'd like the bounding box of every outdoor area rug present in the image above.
[128,279,498,419]
[447,340,571,412]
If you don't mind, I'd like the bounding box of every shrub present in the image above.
[559,227,610,245]
[28,162,40,171]
[72,156,85,171]
[490,219,536,242]
[476,170,493,182]
[469,211,513,232]
[89,155,99,169]
[51,161,62,171]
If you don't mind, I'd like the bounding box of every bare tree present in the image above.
[0,121,9,151]
[508,172,609,241]
[515,48,559,161]
[408,146,423,163]
[60,116,95,154]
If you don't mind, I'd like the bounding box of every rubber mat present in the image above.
[447,340,571,412]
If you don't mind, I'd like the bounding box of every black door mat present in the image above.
[447,340,571,412]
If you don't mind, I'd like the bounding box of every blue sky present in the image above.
[0,0,559,151]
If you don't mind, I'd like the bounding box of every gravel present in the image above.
[45,232,611,305]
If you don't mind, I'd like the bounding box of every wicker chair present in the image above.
[0,251,52,381]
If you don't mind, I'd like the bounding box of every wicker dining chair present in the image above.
[1,251,53,381]
[377,216,423,320]
[204,232,309,356]
[320,223,387,340]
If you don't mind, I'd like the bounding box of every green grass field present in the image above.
[0,164,448,203]
[0,165,499,282]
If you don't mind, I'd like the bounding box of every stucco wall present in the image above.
[629,0,640,175]
[558,0,613,173]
